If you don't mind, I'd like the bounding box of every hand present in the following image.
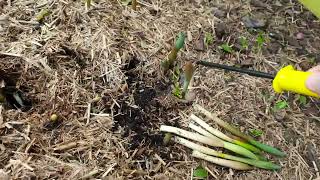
[306,65,320,95]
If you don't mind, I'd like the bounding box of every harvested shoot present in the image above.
[160,125,259,160]
[194,104,286,157]
[174,137,281,170]
[192,151,253,170]
[161,32,186,71]
[190,114,262,154]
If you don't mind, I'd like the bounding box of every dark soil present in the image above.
[110,56,185,162]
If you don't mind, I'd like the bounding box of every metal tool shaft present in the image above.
[197,61,275,80]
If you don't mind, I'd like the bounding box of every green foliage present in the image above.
[239,36,249,50]
[175,32,186,50]
[204,32,214,46]
[193,165,208,179]
[256,31,266,50]
[36,8,50,22]
[219,43,233,53]
[172,66,182,98]
[274,100,288,110]
[298,95,307,106]
[249,129,264,137]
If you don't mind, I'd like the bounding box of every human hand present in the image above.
[306,65,320,95]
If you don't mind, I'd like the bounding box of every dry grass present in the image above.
[0,0,320,179]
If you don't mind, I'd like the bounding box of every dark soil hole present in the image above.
[1,86,32,112]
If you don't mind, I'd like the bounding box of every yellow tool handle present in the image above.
[272,65,319,98]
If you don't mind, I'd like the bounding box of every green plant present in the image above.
[298,95,307,105]
[36,8,50,22]
[249,129,264,137]
[219,43,233,53]
[161,32,186,71]
[239,36,249,50]
[193,165,208,179]
[274,100,288,111]
[172,66,182,98]
[205,32,214,46]
[256,31,266,51]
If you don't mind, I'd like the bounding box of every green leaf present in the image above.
[249,129,263,137]
[274,100,288,110]
[298,95,307,106]
[205,32,214,46]
[239,36,248,50]
[175,32,186,50]
[219,43,233,53]
[193,166,208,179]
[256,32,265,49]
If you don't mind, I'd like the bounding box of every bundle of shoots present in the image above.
[194,104,286,157]
[174,136,280,170]
[189,114,262,155]
[161,32,186,71]
[160,125,259,160]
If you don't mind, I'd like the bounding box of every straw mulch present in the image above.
[0,0,320,179]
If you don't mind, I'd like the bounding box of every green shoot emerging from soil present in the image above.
[161,32,186,71]
[205,32,214,47]
[193,165,208,179]
[172,66,182,98]
[239,36,249,50]
[219,43,233,53]
[181,62,195,99]
[36,9,50,22]
[274,100,288,111]
[298,95,307,106]
[249,129,264,137]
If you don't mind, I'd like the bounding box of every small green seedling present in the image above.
[249,129,263,137]
[219,43,233,53]
[239,36,249,50]
[205,32,214,46]
[161,32,186,71]
[193,165,208,179]
[163,133,173,145]
[172,66,182,98]
[274,100,288,111]
[298,95,307,106]
[36,8,50,22]
[256,31,266,51]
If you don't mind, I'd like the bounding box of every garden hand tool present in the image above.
[197,60,320,98]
